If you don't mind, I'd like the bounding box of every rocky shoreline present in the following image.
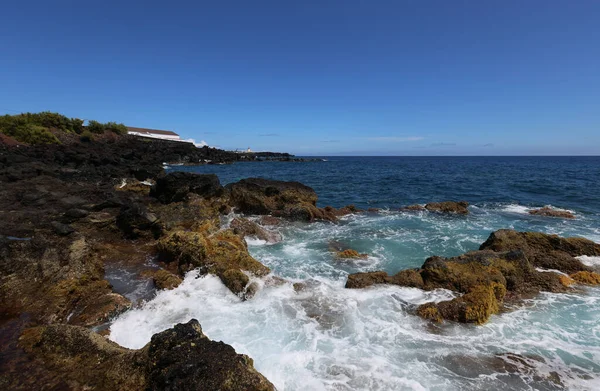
[2,131,600,389]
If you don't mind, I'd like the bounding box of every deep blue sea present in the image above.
[111,157,600,391]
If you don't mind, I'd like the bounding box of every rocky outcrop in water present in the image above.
[157,229,270,298]
[18,319,274,391]
[226,177,338,221]
[230,217,282,243]
[528,206,575,219]
[479,229,598,273]
[402,201,470,214]
[425,201,470,214]
[346,230,600,324]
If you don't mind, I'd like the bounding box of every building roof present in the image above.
[127,127,179,137]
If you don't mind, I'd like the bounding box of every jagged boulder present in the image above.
[116,202,162,239]
[151,172,223,204]
[156,230,270,297]
[149,269,183,290]
[479,229,599,274]
[226,178,335,222]
[425,201,470,214]
[230,217,281,243]
[147,319,275,391]
[19,320,275,391]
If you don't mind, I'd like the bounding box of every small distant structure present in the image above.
[246,147,253,153]
[127,127,181,141]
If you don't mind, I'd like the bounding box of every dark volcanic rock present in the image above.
[226,177,335,222]
[116,202,162,239]
[151,172,223,204]
[425,201,469,215]
[147,319,275,391]
[50,221,75,236]
[18,320,274,391]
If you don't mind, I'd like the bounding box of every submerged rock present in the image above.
[336,249,368,259]
[346,230,595,325]
[425,201,470,214]
[402,204,426,211]
[19,319,274,391]
[151,172,223,204]
[529,206,575,219]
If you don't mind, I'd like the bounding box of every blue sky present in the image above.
[1,1,599,155]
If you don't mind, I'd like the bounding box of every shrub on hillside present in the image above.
[0,123,60,145]
[80,129,94,142]
[104,121,128,135]
[87,120,105,134]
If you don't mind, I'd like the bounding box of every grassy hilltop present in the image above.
[0,111,128,145]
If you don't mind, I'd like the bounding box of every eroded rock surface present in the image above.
[347,230,600,324]
[18,319,274,391]
[425,201,470,214]
[226,177,338,221]
[528,206,575,219]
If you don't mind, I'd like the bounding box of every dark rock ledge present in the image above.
[19,319,274,391]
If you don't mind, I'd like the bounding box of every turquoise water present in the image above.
[111,157,600,390]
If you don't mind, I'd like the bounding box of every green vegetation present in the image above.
[0,111,129,145]
[87,120,128,135]
[80,129,94,142]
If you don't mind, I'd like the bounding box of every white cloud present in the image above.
[183,138,208,147]
[366,136,424,142]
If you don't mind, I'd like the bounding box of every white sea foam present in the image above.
[109,209,600,390]
[110,269,600,390]
[576,256,600,267]
[245,237,269,246]
[502,204,531,214]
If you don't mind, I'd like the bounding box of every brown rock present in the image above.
[231,217,281,243]
[424,201,469,214]
[258,215,281,226]
[226,178,335,222]
[336,249,368,259]
[402,204,426,211]
[529,206,575,219]
[479,229,599,274]
[570,271,600,285]
[156,229,270,297]
[150,269,183,290]
[19,319,275,391]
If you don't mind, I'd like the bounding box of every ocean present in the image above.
[109,156,600,390]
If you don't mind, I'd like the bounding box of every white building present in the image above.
[127,127,181,141]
